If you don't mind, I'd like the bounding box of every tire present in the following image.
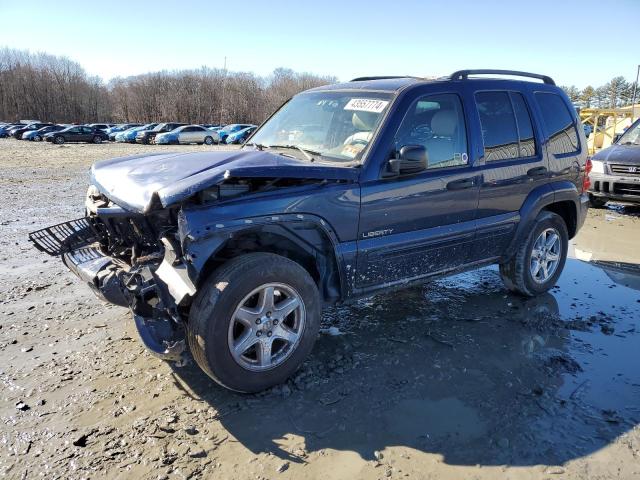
[589,194,607,208]
[499,211,568,297]
[187,253,321,393]
[34,135,41,142]
[53,136,65,145]
[204,136,213,145]
[92,135,102,144]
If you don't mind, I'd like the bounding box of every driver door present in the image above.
[356,91,480,290]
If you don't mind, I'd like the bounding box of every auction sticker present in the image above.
[344,98,389,113]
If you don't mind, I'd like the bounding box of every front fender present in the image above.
[177,209,349,300]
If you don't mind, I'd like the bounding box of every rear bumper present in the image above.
[576,192,589,233]
[589,172,640,204]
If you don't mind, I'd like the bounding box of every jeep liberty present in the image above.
[30,70,591,392]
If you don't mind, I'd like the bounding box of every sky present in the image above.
[0,0,638,88]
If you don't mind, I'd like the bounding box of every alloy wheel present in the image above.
[227,283,306,371]
[530,228,561,283]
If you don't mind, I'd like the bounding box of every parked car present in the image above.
[116,124,158,143]
[106,123,142,137]
[44,125,109,144]
[30,70,590,393]
[155,125,217,145]
[224,125,257,144]
[87,123,113,132]
[216,124,254,143]
[3,124,31,138]
[0,123,24,138]
[13,122,55,139]
[23,125,67,141]
[135,123,187,144]
[588,117,640,207]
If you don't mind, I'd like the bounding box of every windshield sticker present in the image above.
[344,98,389,113]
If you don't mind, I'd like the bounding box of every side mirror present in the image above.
[613,133,622,144]
[388,145,428,176]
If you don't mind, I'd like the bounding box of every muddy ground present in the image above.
[1,140,639,480]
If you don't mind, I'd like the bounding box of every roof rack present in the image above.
[450,69,555,85]
[350,76,416,82]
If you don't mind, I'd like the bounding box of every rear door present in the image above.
[468,89,549,261]
[80,126,94,141]
[189,126,206,143]
[357,89,480,290]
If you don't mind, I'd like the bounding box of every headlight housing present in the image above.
[591,160,605,174]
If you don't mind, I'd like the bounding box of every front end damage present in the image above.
[29,149,356,362]
[29,195,194,361]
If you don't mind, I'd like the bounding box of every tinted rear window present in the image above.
[475,91,519,161]
[534,92,579,155]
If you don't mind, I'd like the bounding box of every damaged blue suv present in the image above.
[30,70,591,393]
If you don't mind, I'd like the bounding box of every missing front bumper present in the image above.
[29,218,190,361]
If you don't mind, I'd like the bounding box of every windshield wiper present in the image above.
[245,142,321,162]
[267,144,321,162]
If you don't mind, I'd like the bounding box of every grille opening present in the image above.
[613,183,640,195]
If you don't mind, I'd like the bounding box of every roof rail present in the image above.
[350,76,416,82]
[450,69,555,85]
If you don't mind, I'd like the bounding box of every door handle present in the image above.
[446,178,475,190]
[527,166,548,177]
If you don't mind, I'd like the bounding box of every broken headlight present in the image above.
[197,184,251,204]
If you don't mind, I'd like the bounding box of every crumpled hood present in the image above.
[593,144,640,164]
[91,150,359,213]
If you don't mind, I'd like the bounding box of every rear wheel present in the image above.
[588,194,607,208]
[53,136,65,145]
[500,211,568,297]
[187,253,321,393]
[33,135,41,141]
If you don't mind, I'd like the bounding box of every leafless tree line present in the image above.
[0,48,336,124]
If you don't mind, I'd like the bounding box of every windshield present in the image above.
[617,120,640,146]
[248,91,393,163]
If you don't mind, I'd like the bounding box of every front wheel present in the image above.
[187,253,321,393]
[92,135,102,144]
[53,136,65,145]
[204,136,214,145]
[500,211,568,297]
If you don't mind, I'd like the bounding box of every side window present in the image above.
[393,93,468,169]
[475,91,519,161]
[534,92,579,155]
[83,127,92,134]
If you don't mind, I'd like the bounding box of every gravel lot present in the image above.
[1,139,639,480]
